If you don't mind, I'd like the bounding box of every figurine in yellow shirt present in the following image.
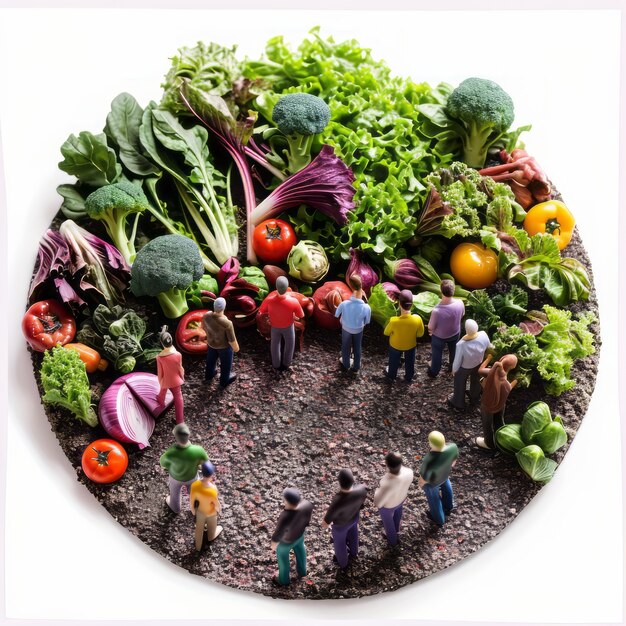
[189,461,222,552]
[383,289,424,383]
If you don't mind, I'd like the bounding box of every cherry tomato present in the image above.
[252,219,297,263]
[81,439,128,484]
[450,242,498,289]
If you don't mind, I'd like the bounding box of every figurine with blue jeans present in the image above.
[202,297,240,388]
[335,274,371,372]
[418,431,459,526]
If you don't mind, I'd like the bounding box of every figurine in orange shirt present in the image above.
[258,276,304,370]
[156,326,185,424]
[189,461,223,552]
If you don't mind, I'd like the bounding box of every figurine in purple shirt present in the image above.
[427,279,465,378]
[448,319,492,411]
[334,275,371,372]
[322,469,367,570]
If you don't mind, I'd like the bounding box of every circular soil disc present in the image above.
[29,217,599,599]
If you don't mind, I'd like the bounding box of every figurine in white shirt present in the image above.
[448,319,491,411]
[373,452,414,546]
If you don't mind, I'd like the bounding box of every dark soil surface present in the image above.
[30,228,599,600]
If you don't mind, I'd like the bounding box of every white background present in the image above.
[0,8,622,622]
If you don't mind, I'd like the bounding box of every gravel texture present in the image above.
[29,228,599,600]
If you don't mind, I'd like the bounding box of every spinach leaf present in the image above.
[58,131,121,187]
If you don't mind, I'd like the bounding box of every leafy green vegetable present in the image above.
[238,266,269,302]
[243,27,449,263]
[506,231,591,306]
[494,423,526,454]
[520,400,553,443]
[466,285,528,332]
[58,131,122,188]
[77,304,159,373]
[516,445,558,483]
[491,305,596,395]
[369,283,398,329]
[411,291,441,322]
[532,421,568,455]
[186,274,219,309]
[40,346,97,427]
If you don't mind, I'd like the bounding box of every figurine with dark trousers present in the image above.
[322,469,367,570]
[270,488,314,586]
[383,290,424,383]
[190,461,223,552]
[427,279,465,377]
[159,423,208,514]
[335,274,371,372]
[374,452,414,547]
[156,326,185,424]
[448,319,491,411]
[476,353,518,449]
[418,431,458,526]
[259,276,304,370]
[202,297,240,388]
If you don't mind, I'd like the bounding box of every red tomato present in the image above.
[81,439,129,484]
[252,219,297,263]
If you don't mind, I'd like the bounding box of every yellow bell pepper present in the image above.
[523,200,575,250]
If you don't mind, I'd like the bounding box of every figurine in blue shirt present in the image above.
[335,275,372,372]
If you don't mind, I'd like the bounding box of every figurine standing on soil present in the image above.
[322,469,367,570]
[270,488,314,586]
[383,289,424,383]
[190,461,222,551]
[427,279,465,377]
[335,274,371,372]
[202,297,240,388]
[475,354,518,449]
[374,452,414,546]
[259,276,304,371]
[448,319,491,411]
[156,326,185,424]
[418,431,458,526]
[159,424,209,515]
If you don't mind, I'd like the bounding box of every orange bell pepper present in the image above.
[523,200,575,250]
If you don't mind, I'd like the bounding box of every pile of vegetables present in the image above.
[495,401,568,483]
[23,28,598,490]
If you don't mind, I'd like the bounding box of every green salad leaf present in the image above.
[516,445,558,483]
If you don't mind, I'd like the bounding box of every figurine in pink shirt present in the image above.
[156,326,185,424]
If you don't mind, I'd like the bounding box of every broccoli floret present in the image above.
[84,180,150,264]
[130,234,204,319]
[272,93,331,174]
[445,77,515,169]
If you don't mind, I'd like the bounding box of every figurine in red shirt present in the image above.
[258,276,304,370]
[156,326,185,424]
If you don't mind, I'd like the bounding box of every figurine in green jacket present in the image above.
[418,431,458,526]
[159,423,209,514]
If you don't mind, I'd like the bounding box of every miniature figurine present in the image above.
[159,423,209,515]
[383,289,424,383]
[322,469,367,570]
[448,319,491,411]
[270,488,314,586]
[190,461,223,551]
[156,325,185,424]
[476,354,518,449]
[418,431,459,526]
[334,274,372,372]
[427,279,465,377]
[258,276,304,370]
[202,297,240,388]
[373,452,414,547]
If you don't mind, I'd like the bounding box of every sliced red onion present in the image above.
[99,373,173,449]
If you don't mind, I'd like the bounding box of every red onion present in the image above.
[99,373,173,449]
[385,258,423,289]
[381,282,400,301]
[346,248,379,294]
[217,257,240,291]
